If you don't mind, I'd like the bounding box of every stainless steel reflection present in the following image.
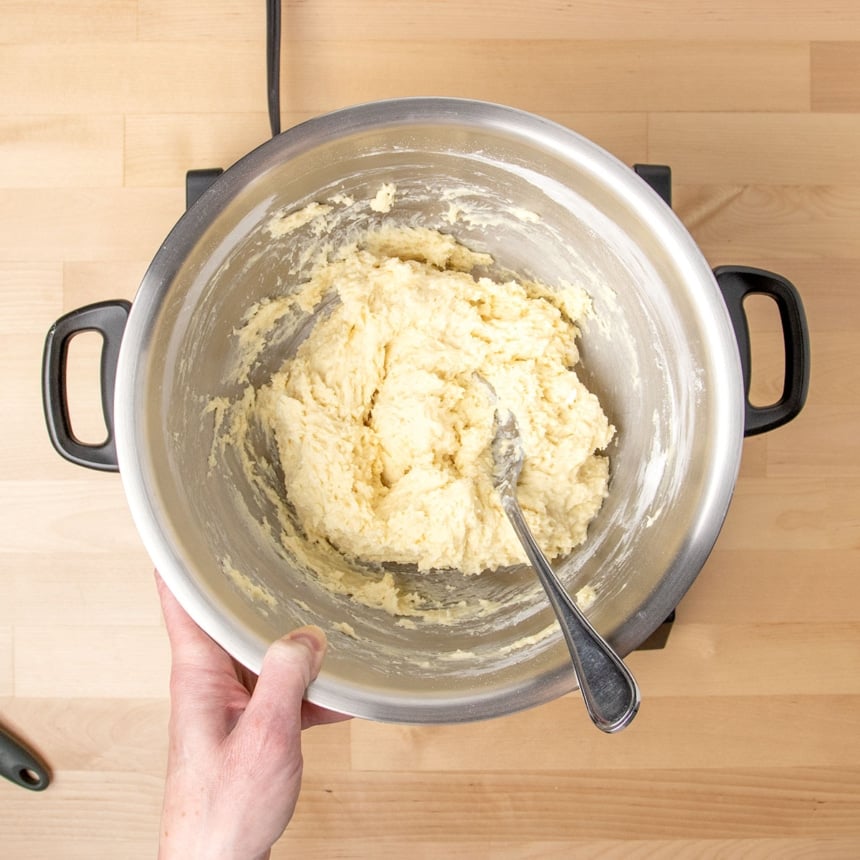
[115,98,744,724]
[490,404,640,733]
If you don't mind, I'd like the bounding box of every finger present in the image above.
[242,627,327,736]
[155,571,232,672]
[156,571,253,745]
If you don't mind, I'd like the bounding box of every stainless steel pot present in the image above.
[42,98,809,723]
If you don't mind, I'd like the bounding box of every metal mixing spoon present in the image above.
[490,405,641,733]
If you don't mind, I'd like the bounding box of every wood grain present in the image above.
[349,696,860,772]
[1,1,859,857]
[813,42,860,111]
[137,0,860,42]
[649,113,860,185]
[277,40,811,114]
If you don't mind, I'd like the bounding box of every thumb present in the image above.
[243,626,327,734]
[221,628,329,851]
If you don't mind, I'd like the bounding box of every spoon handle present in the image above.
[501,496,640,733]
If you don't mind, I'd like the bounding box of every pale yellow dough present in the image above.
[250,225,614,576]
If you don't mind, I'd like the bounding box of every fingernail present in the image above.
[287,625,327,655]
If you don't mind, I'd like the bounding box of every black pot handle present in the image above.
[714,266,810,437]
[42,300,131,471]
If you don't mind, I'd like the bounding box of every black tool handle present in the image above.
[0,726,50,791]
[714,266,810,436]
[42,300,131,471]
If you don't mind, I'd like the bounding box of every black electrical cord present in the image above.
[266,0,282,137]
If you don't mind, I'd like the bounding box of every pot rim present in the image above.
[115,97,744,723]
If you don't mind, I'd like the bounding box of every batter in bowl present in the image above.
[245,223,614,578]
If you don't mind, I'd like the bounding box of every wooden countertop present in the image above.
[2,1,859,856]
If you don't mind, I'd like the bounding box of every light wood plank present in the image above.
[271,838,860,860]
[62,260,150,309]
[139,0,860,42]
[723,476,859,550]
[649,113,860,185]
[737,433,769,479]
[0,41,810,116]
[10,553,161,627]
[682,549,860,624]
[14,625,170,698]
[0,563,12,626]
[62,328,110,446]
[0,115,124,188]
[0,43,265,115]
[287,767,860,839]
[0,696,352,773]
[676,185,860,261]
[0,770,163,860]
[124,112,279,188]
[0,626,13,697]
[0,188,182,262]
[138,0,266,43]
[0,698,169,775]
[766,406,860,478]
[801,334,860,406]
[812,41,860,112]
[2,0,138,43]
[277,41,810,114]
[0,261,62,333]
[0,479,142,553]
[635,622,860,697]
[349,696,860,772]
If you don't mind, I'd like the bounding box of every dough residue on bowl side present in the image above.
[211,210,614,620]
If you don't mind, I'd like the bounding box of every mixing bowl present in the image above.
[42,98,808,723]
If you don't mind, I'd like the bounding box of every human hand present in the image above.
[155,573,350,860]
